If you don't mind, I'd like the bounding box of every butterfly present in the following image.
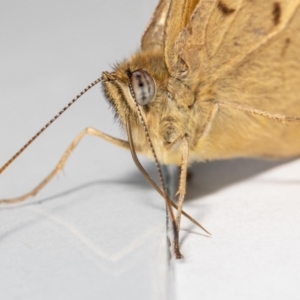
[1,0,300,259]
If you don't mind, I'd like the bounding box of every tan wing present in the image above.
[163,0,199,76]
[141,0,171,51]
[186,0,300,160]
[175,1,300,87]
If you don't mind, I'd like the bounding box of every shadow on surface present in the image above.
[1,157,297,251]
[1,157,293,210]
[184,158,293,201]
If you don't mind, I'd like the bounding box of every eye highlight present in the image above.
[129,70,155,105]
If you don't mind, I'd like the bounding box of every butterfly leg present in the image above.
[217,101,300,124]
[0,127,130,205]
[165,103,222,230]
[197,100,300,143]
[176,135,189,229]
[165,104,219,229]
[195,103,219,143]
[165,134,189,229]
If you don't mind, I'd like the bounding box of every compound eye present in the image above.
[130,70,155,105]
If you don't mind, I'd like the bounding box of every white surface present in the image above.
[171,159,300,300]
[1,1,300,300]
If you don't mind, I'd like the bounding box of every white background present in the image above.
[1,1,300,300]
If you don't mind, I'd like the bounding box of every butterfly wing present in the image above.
[163,0,199,75]
[141,0,171,51]
[162,0,300,160]
[174,1,300,90]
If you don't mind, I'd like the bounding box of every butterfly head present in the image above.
[102,51,198,165]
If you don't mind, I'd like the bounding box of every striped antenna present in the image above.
[0,77,102,174]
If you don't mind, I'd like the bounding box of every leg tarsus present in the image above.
[175,134,189,229]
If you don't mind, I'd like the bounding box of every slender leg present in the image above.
[0,127,130,204]
[195,100,300,148]
[217,101,300,123]
[165,133,190,230]
[165,104,220,231]
[176,104,220,226]
[176,135,189,229]
[195,103,219,143]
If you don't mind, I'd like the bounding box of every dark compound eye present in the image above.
[130,70,155,105]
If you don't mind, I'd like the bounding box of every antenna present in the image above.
[0,77,102,174]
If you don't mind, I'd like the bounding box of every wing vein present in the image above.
[211,2,300,83]
[211,0,244,58]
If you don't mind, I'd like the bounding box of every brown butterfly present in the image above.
[1,0,300,258]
